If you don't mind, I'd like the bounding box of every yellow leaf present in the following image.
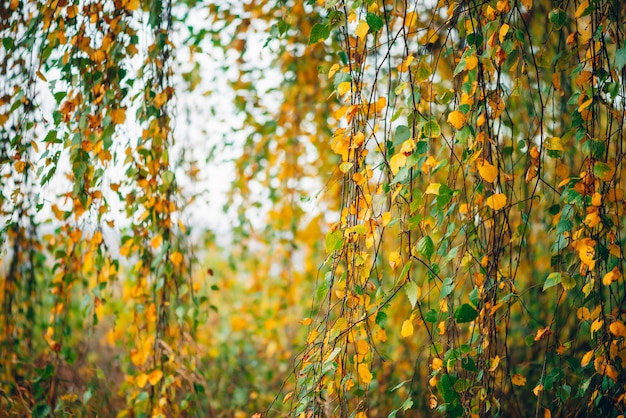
[606,364,618,381]
[544,409,552,418]
[382,211,391,227]
[283,391,294,404]
[431,357,443,371]
[110,108,126,124]
[125,0,141,11]
[169,251,183,267]
[590,318,603,335]
[591,192,602,206]
[534,326,551,341]
[577,307,590,320]
[404,11,419,28]
[465,56,478,71]
[148,370,163,385]
[489,355,501,372]
[328,63,340,79]
[151,234,163,249]
[398,55,414,72]
[575,238,596,270]
[478,161,498,183]
[574,1,589,18]
[389,251,401,270]
[544,136,564,151]
[578,97,593,112]
[14,161,27,173]
[389,153,407,175]
[355,20,369,41]
[401,319,414,337]
[602,267,621,286]
[136,373,148,388]
[357,363,373,384]
[82,252,93,274]
[512,374,527,386]
[533,384,543,396]
[447,110,467,130]
[499,23,509,44]
[424,183,441,195]
[355,339,370,354]
[585,212,601,228]
[521,0,532,10]
[400,138,415,154]
[609,321,626,337]
[154,92,168,108]
[338,81,351,96]
[486,193,507,211]
[419,28,439,45]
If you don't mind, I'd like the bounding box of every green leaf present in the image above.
[616,43,626,71]
[325,230,343,253]
[453,378,470,392]
[593,162,612,181]
[43,130,59,144]
[422,120,441,138]
[394,125,411,144]
[454,304,478,323]
[561,274,576,290]
[404,280,418,309]
[2,37,13,51]
[453,59,466,76]
[417,236,434,260]
[376,310,388,327]
[549,9,567,30]
[424,309,438,323]
[543,272,562,291]
[309,24,330,45]
[366,12,383,32]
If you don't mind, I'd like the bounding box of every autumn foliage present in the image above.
[1,0,625,417]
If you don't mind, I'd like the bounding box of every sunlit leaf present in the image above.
[358,363,373,384]
[401,319,414,337]
[485,193,507,211]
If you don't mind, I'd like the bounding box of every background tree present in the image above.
[0,0,624,417]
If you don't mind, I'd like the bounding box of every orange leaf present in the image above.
[148,370,163,385]
[125,0,140,11]
[357,363,373,384]
[110,108,126,124]
[512,374,527,386]
[447,110,467,130]
[534,326,551,341]
[609,321,626,337]
[602,267,621,286]
[574,1,589,18]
